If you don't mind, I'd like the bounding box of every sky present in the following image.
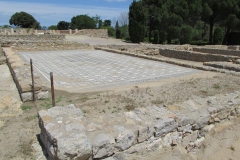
[0,0,131,27]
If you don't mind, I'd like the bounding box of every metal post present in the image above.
[50,72,55,107]
[30,59,36,101]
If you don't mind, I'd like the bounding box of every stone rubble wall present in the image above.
[159,48,238,62]
[228,45,240,50]
[38,92,240,160]
[2,47,48,102]
[76,29,108,38]
[203,62,240,72]
[0,47,6,65]
[95,47,240,76]
[0,35,65,41]
[193,48,240,57]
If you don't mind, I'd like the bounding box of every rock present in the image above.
[21,92,33,101]
[93,134,114,159]
[37,91,48,100]
[0,57,6,65]
[124,111,142,121]
[124,143,145,154]
[113,152,128,160]
[236,106,240,115]
[114,125,136,151]
[138,126,152,143]
[57,132,92,160]
[146,138,163,151]
[86,123,102,132]
[182,131,199,147]
[175,115,195,127]
[65,123,85,132]
[154,118,178,137]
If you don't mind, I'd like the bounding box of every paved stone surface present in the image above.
[19,50,199,92]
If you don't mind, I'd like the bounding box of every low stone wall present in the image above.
[160,48,238,62]
[228,45,240,50]
[203,62,240,72]
[3,47,48,102]
[38,92,240,159]
[76,29,108,38]
[193,48,240,57]
[0,35,65,41]
[0,47,6,65]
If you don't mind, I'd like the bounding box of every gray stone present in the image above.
[113,152,128,160]
[175,115,195,127]
[124,143,145,154]
[236,106,240,115]
[182,131,199,147]
[138,126,152,143]
[21,92,33,102]
[0,57,6,65]
[124,111,142,121]
[146,138,163,151]
[114,125,136,151]
[37,91,49,100]
[154,118,178,137]
[65,124,85,132]
[93,134,114,159]
[193,110,210,129]
[57,132,92,160]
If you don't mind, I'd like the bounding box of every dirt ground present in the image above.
[1,67,240,159]
[1,37,240,159]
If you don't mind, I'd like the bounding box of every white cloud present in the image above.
[0,1,128,26]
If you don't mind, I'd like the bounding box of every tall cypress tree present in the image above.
[129,0,147,43]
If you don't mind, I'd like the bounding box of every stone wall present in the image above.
[38,91,240,159]
[193,48,240,57]
[2,48,48,102]
[0,35,65,41]
[76,29,108,38]
[159,48,238,62]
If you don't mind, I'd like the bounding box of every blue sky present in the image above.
[0,0,131,27]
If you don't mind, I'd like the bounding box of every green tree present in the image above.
[9,11,39,28]
[101,26,115,37]
[129,0,147,43]
[103,20,111,26]
[57,21,70,30]
[98,20,103,29]
[213,27,224,44]
[70,15,95,29]
[92,15,101,28]
[115,21,121,39]
[153,30,159,44]
[119,24,129,39]
[48,25,58,30]
[180,25,193,44]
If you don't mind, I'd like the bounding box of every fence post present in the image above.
[30,59,36,102]
[50,72,55,107]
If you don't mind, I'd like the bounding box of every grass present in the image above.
[213,84,221,89]
[66,99,72,103]
[81,96,89,102]
[230,146,235,151]
[21,105,34,111]
[56,96,63,103]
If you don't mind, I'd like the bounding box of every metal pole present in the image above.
[50,72,55,107]
[30,59,36,101]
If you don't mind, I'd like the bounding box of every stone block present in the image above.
[21,92,33,101]
[154,118,177,137]
[138,126,152,143]
[114,125,136,151]
[93,134,114,159]
[37,91,48,100]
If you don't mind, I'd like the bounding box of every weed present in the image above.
[56,96,62,103]
[66,100,72,103]
[124,104,136,111]
[200,90,208,94]
[108,106,111,110]
[25,115,37,121]
[213,84,221,89]
[83,110,87,113]
[230,146,235,151]
[102,110,105,113]
[81,96,89,102]
[21,105,34,111]
[104,100,109,103]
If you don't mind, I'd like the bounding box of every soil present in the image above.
[1,39,240,159]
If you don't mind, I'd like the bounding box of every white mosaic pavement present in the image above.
[19,50,199,91]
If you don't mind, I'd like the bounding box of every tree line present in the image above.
[129,0,240,45]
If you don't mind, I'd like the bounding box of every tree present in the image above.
[115,21,121,39]
[180,25,193,44]
[213,27,224,44]
[129,0,147,43]
[118,12,129,26]
[48,25,58,30]
[92,15,101,28]
[153,30,159,44]
[103,20,111,26]
[57,21,70,30]
[98,20,103,29]
[101,26,115,37]
[70,15,95,29]
[9,11,39,28]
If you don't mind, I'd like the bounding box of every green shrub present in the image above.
[101,26,115,37]
[180,25,193,44]
[116,29,121,39]
[213,27,224,45]
[153,30,159,44]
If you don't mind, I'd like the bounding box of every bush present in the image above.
[116,29,121,39]
[101,26,115,37]
[153,30,159,44]
[180,25,193,44]
[213,27,224,45]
